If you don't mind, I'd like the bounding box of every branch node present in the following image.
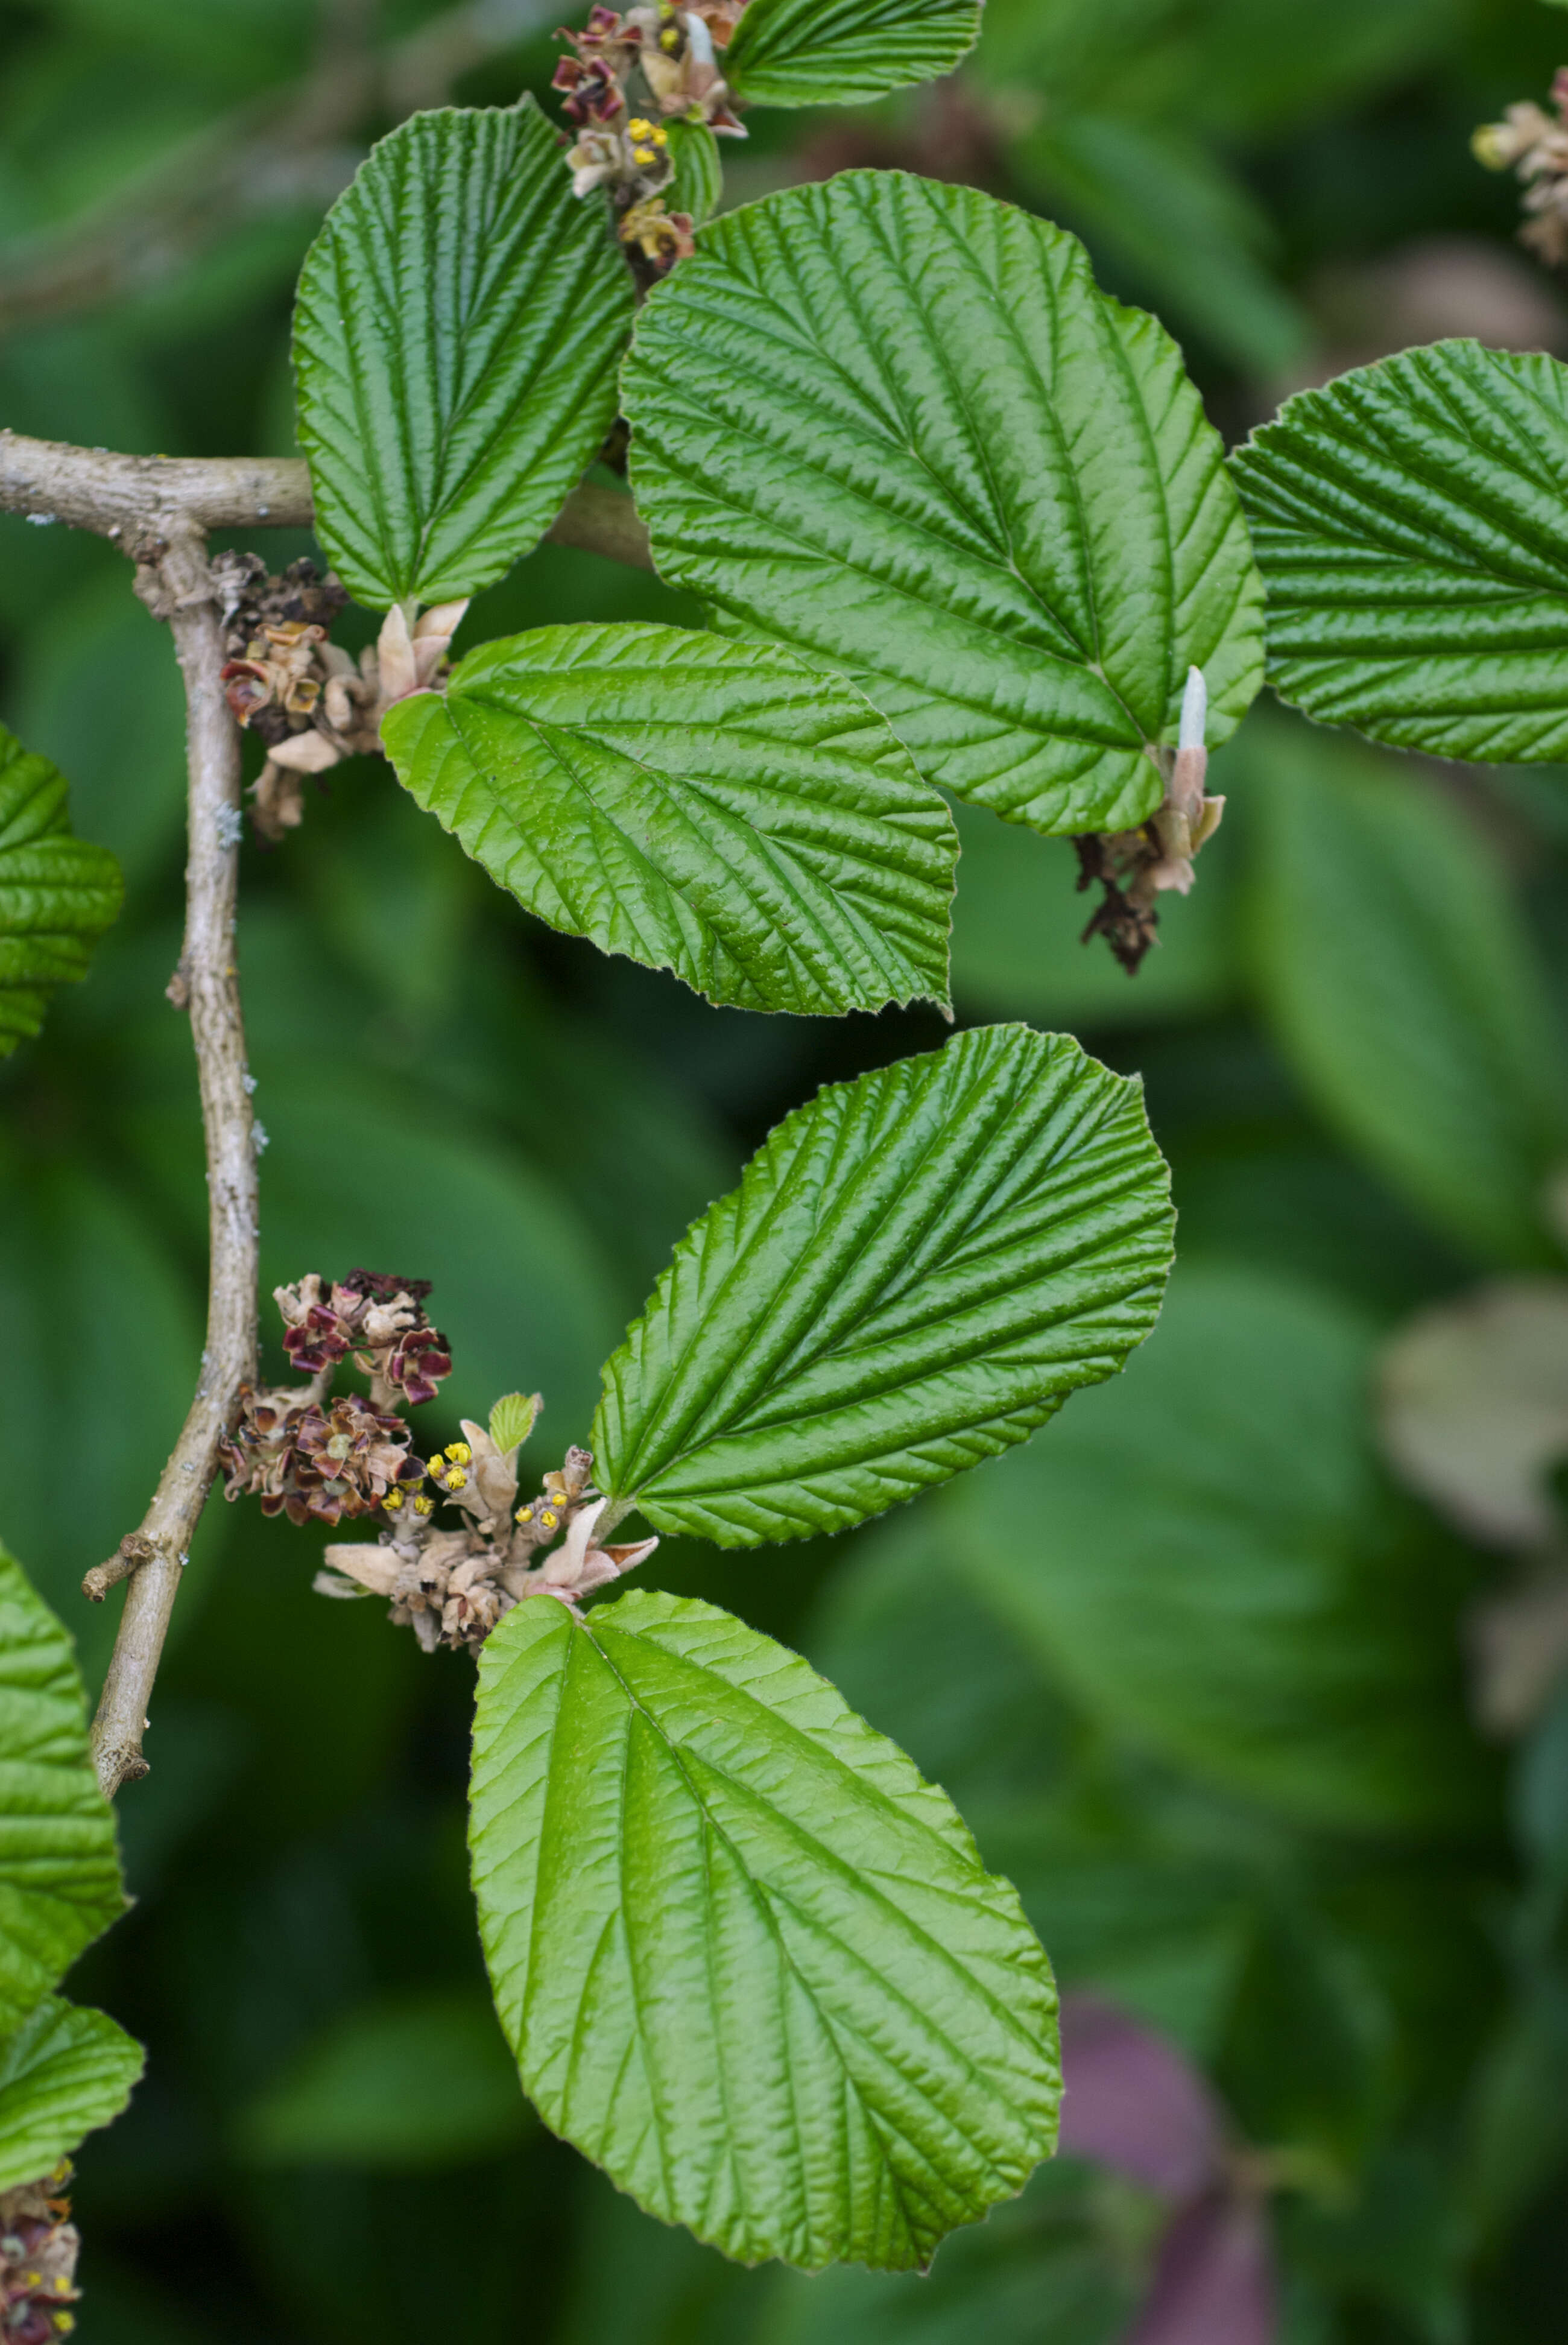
[82,1534,159,1605]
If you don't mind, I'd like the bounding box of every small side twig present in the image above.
[0,432,652,573]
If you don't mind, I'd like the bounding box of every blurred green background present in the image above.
[4,0,1568,2337]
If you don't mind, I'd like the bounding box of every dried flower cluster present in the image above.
[553,4,747,276]
[223,1276,656,1647]
[212,552,466,841]
[1474,72,1568,268]
[1075,670,1225,974]
[0,2164,80,2341]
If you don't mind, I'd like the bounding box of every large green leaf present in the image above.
[592,1024,1173,1545]
[1239,718,1568,1265]
[947,1264,1482,1835]
[622,173,1263,835]
[469,1587,1061,2271]
[292,100,634,609]
[0,1995,142,2192]
[1230,340,1568,761]
[0,1548,125,2036]
[0,721,121,1059]
[725,0,981,107]
[380,624,956,1014]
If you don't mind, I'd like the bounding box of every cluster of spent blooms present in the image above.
[1074,667,1225,974]
[220,1271,452,1528]
[553,4,746,276]
[320,1433,658,1649]
[212,551,466,841]
[0,2163,80,2341]
[1475,71,1568,267]
[223,1279,656,1645]
[276,1271,453,1408]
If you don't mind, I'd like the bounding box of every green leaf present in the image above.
[724,0,981,107]
[469,1587,1061,2270]
[622,172,1263,835]
[0,1996,143,2192]
[663,119,722,227]
[488,1392,542,1454]
[947,1264,1483,1835]
[238,1989,530,2172]
[1240,718,1568,1264]
[380,624,956,1016]
[0,1548,125,2036]
[1230,340,1568,761]
[592,1024,1173,1545]
[292,100,636,609]
[0,721,122,1059]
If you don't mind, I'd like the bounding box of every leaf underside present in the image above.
[592,1024,1174,1545]
[1231,338,1568,761]
[470,1588,1061,2271]
[381,624,956,1016]
[0,726,122,1060]
[0,1548,125,2038]
[725,0,982,107]
[622,171,1263,834]
[293,98,636,609]
[0,1996,143,2194]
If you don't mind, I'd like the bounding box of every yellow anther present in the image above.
[382,1489,403,1512]
[633,146,656,165]
[652,125,668,145]
[660,23,679,45]
[516,1505,534,1524]
[443,1467,467,1491]
[26,2274,39,2287]
[53,2278,69,2294]
[413,1495,434,1517]
[628,116,654,138]
[446,1441,472,1466]
[539,1508,560,1531]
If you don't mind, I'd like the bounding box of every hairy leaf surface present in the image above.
[470,1588,1060,2270]
[0,1996,142,2192]
[592,1025,1174,1543]
[293,100,634,608]
[622,174,1263,834]
[0,724,122,1059]
[0,1548,125,2036]
[381,624,956,1014]
[1231,340,1568,760]
[725,0,981,107]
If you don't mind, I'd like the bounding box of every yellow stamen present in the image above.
[446,1441,472,1465]
[633,146,656,165]
[443,1467,467,1490]
[539,1509,560,1531]
[383,1489,403,1511]
[413,1495,434,1517]
[628,117,654,138]
[652,126,668,145]
[516,1505,534,1524]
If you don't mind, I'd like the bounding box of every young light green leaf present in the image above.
[469,1587,1061,2271]
[0,1547,125,2037]
[488,1392,542,1455]
[592,1024,1174,1544]
[1241,718,1568,1265]
[381,624,956,1015]
[724,0,981,107]
[0,723,122,1060]
[292,99,635,610]
[1230,340,1568,761]
[663,119,722,226]
[0,1997,143,2193]
[622,173,1263,835]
